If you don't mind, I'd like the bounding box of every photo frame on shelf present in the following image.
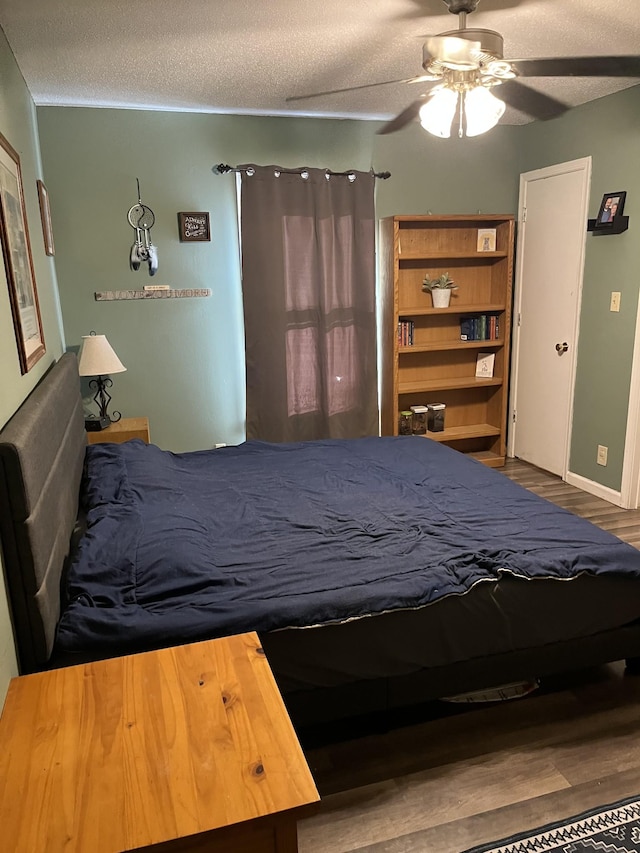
[36,179,55,256]
[595,191,626,228]
[477,228,497,252]
[475,352,496,379]
[0,132,45,374]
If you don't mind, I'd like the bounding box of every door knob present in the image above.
[555,342,569,354]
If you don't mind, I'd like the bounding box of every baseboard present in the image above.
[565,470,624,507]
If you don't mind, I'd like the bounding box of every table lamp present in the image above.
[78,333,127,430]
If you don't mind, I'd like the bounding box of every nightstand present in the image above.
[0,633,319,852]
[86,415,150,445]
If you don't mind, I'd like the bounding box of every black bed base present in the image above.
[49,621,640,730]
[272,621,640,729]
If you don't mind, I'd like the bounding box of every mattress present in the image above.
[53,436,640,675]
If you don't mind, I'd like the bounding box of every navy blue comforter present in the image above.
[55,436,640,657]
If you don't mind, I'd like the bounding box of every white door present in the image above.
[509,158,591,477]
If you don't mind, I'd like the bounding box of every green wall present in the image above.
[37,108,379,451]
[37,107,523,452]
[374,120,521,217]
[377,84,640,491]
[37,93,640,486]
[514,86,640,489]
[0,27,66,703]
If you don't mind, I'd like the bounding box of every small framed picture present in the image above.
[476,352,495,379]
[477,228,496,252]
[177,211,210,242]
[36,179,55,256]
[595,191,626,228]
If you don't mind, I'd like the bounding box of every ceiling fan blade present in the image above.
[497,79,569,121]
[286,75,435,103]
[377,97,428,135]
[512,55,640,78]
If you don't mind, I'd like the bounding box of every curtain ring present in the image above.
[274,170,281,177]
[246,167,255,177]
[348,173,356,183]
[300,170,309,180]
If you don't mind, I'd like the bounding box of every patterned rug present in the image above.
[463,795,640,852]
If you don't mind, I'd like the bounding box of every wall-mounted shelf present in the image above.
[587,216,629,235]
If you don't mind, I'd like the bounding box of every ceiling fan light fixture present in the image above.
[419,87,459,138]
[485,60,516,80]
[425,36,481,71]
[464,85,506,136]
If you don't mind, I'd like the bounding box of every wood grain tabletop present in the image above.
[0,633,319,852]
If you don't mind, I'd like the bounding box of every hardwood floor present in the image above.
[297,459,640,853]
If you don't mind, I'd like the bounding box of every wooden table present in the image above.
[87,416,150,444]
[0,633,319,852]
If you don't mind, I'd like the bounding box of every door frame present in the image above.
[620,297,640,508]
[507,157,592,478]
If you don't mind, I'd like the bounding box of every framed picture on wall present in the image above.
[595,191,626,228]
[177,211,210,242]
[36,179,55,256]
[0,131,46,374]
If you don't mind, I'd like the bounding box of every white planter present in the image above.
[431,288,452,308]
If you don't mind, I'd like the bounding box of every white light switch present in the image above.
[610,291,621,312]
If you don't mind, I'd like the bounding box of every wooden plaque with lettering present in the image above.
[178,211,211,242]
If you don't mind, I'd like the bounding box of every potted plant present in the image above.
[422,272,458,308]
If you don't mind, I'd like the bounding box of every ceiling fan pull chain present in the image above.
[458,92,464,138]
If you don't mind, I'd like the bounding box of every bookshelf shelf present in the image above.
[399,339,505,354]
[398,377,503,394]
[398,251,508,261]
[398,303,506,316]
[380,214,515,467]
[421,423,502,441]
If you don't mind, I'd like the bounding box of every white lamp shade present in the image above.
[419,87,459,138]
[78,334,126,377]
[464,86,506,137]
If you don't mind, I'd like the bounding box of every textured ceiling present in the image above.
[1,0,639,127]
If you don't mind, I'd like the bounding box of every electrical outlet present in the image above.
[610,291,621,312]
[597,445,608,466]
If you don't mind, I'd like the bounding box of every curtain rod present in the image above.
[213,163,391,180]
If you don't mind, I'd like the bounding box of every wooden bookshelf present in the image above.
[380,214,515,467]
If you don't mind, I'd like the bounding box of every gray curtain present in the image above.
[240,165,378,442]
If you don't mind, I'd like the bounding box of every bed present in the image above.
[3,352,640,727]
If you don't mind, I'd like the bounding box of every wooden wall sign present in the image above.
[177,211,210,242]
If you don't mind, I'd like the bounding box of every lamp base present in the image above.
[85,416,111,431]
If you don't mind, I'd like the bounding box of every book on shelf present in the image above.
[488,314,498,339]
[460,313,500,341]
[460,315,474,341]
[475,352,496,378]
[398,318,414,346]
[477,228,497,252]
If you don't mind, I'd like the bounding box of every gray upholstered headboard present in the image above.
[0,353,86,673]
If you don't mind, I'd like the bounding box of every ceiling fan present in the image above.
[287,0,640,138]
